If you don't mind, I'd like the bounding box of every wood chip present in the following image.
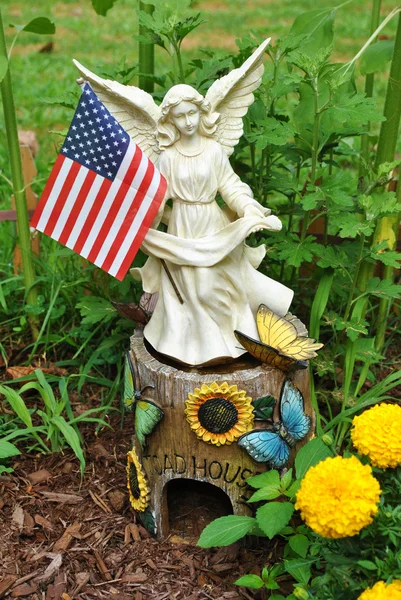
[122,574,148,583]
[0,575,17,598]
[53,522,81,553]
[10,583,37,597]
[12,505,24,530]
[23,511,35,535]
[129,523,141,542]
[34,514,53,530]
[36,554,62,583]
[108,490,125,512]
[27,470,52,485]
[89,490,112,514]
[145,558,157,570]
[93,550,112,581]
[40,491,83,504]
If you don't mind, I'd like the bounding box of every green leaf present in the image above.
[91,0,119,16]
[248,486,282,502]
[333,213,374,238]
[76,296,117,325]
[295,438,332,480]
[11,17,56,34]
[360,40,394,75]
[365,277,401,299]
[277,234,319,267]
[256,502,294,539]
[280,468,293,491]
[370,249,401,268]
[51,415,86,474]
[197,516,256,548]
[0,440,21,459]
[234,574,264,589]
[357,560,377,571]
[252,395,275,420]
[289,534,309,558]
[0,384,33,428]
[247,470,280,489]
[289,8,335,56]
[284,558,312,584]
[0,56,8,83]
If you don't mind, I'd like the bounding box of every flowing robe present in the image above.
[131,137,293,366]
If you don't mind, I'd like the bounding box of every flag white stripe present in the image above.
[65,175,104,249]
[92,149,150,266]
[35,158,72,231]
[108,170,161,277]
[80,142,138,258]
[51,167,89,240]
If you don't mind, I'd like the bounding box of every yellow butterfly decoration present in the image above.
[234,304,323,372]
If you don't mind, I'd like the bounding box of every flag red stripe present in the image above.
[57,169,98,246]
[72,177,113,255]
[30,155,66,229]
[86,145,143,264]
[100,160,155,272]
[114,177,167,280]
[43,161,81,237]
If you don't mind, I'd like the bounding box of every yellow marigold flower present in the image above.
[184,381,254,446]
[351,403,401,469]
[295,455,381,538]
[126,448,150,512]
[358,580,401,599]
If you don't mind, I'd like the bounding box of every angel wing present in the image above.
[73,60,161,163]
[205,38,270,156]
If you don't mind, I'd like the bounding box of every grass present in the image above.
[0,0,398,189]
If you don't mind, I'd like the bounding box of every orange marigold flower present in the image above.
[358,580,401,599]
[295,455,381,538]
[351,403,401,469]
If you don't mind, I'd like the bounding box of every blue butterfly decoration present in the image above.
[238,379,311,469]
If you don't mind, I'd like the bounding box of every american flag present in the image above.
[31,83,166,281]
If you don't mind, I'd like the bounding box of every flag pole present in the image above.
[160,259,184,304]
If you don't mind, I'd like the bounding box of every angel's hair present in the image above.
[157,84,219,149]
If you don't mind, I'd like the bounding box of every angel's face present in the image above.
[169,101,200,137]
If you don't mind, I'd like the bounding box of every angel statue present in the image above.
[74,38,294,367]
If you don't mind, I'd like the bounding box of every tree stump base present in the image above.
[129,331,313,539]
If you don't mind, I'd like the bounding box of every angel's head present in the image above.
[157,84,219,149]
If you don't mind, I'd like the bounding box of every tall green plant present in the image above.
[0,10,40,338]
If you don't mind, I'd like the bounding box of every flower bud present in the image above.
[293,587,309,600]
[322,433,333,446]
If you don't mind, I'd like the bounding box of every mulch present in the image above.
[0,418,273,600]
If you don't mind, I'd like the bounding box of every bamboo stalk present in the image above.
[0,8,39,339]
[358,0,382,181]
[138,2,154,93]
[373,13,401,350]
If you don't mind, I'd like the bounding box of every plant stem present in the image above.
[359,0,382,182]
[173,41,185,83]
[301,78,320,242]
[138,1,155,93]
[0,8,39,339]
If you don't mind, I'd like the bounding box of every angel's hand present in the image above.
[263,215,282,231]
[244,205,266,219]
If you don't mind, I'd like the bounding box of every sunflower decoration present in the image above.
[185,381,254,446]
[126,448,150,512]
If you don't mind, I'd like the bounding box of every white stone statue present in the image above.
[74,38,294,367]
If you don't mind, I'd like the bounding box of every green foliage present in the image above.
[0,370,113,474]
[197,515,256,548]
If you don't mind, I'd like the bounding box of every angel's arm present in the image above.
[217,147,270,218]
[150,152,171,229]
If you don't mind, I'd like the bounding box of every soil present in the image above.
[0,417,272,600]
